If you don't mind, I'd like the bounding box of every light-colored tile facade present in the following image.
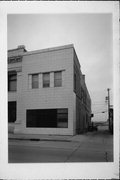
[8,44,91,135]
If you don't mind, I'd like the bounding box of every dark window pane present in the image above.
[8,101,16,122]
[26,108,68,128]
[8,73,17,91]
[26,109,57,128]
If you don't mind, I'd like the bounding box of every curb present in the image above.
[8,137,71,142]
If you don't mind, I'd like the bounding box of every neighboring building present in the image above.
[8,44,91,135]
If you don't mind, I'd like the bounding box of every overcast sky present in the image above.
[7,14,113,122]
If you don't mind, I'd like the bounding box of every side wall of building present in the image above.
[73,50,91,134]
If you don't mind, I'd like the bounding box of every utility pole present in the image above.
[107,88,110,130]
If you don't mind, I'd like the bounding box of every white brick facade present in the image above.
[8,44,91,135]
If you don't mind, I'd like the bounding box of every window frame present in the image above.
[8,72,17,92]
[43,72,50,88]
[57,108,68,128]
[74,73,77,92]
[32,74,39,89]
[54,71,62,87]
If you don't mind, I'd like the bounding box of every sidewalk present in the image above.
[8,132,89,142]
[8,130,111,142]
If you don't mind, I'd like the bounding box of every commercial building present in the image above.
[8,44,91,135]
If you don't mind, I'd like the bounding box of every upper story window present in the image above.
[81,87,86,104]
[74,73,77,92]
[43,73,50,88]
[29,70,63,90]
[8,71,17,91]
[81,88,84,102]
[32,74,39,89]
[54,71,62,87]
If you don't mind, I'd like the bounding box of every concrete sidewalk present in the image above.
[8,130,111,142]
[8,132,90,142]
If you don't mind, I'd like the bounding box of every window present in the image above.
[57,109,68,128]
[74,73,76,91]
[83,93,86,104]
[8,72,17,91]
[32,74,38,89]
[8,101,16,122]
[81,88,86,104]
[43,73,50,88]
[81,88,83,102]
[54,71,62,87]
[26,108,68,128]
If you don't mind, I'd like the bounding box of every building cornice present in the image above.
[8,44,74,57]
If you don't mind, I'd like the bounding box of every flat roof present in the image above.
[23,44,74,56]
[8,44,74,57]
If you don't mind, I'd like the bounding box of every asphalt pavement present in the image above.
[8,130,113,163]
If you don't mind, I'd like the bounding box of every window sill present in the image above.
[8,90,17,92]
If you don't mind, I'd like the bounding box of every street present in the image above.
[8,130,113,163]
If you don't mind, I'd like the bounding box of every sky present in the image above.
[7,14,113,122]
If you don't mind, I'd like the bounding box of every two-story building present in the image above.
[8,44,91,135]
